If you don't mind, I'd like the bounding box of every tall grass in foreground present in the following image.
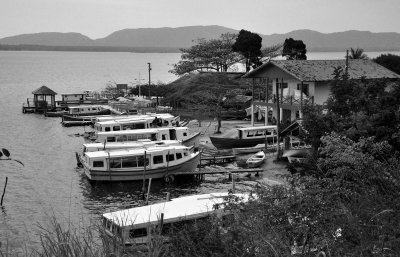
[0,216,165,257]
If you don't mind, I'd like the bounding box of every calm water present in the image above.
[0,50,398,251]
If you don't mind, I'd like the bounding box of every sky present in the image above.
[1,0,400,39]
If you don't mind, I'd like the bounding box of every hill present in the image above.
[1,26,400,52]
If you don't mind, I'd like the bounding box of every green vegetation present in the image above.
[282,38,307,60]
[374,54,400,75]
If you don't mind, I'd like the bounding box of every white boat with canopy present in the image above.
[102,192,249,247]
[80,144,200,181]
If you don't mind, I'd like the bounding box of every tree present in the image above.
[232,29,263,72]
[374,53,400,75]
[169,33,241,75]
[282,38,307,60]
[348,47,368,59]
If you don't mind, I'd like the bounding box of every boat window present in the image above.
[167,154,175,162]
[247,131,254,137]
[162,135,166,140]
[153,155,164,164]
[92,108,97,111]
[113,126,121,131]
[137,156,149,167]
[265,130,272,136]
[121,157,138,168]
[93,161,104,167]
[183,132,187,136]
[107,137,116,142]
[255,130,263,136]
[81,108,84,112]
[110,158,121,168]
[105,127,111,132]
[176,153,182,160]
[183,151,188,156]
[129,228,147,238]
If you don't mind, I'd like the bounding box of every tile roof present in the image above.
[243,59,400,81]
[32,85,57,95]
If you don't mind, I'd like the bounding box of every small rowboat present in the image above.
[246,151,265,168]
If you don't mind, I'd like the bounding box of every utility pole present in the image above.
[148,62,152,99]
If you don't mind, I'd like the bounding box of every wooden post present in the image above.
[300,81,303,119]
[142,151,147,199]
[166,192,170,201]
[276,78,281,160]
[1,177,8,206]
[251,78,255,126]
[232,174,235,193]
[145,178,152,205]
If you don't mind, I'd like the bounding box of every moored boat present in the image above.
[94,127,200,148]
[210,125,277,149]
[283,147,311,163]
[102,192,249,247]
[80,145,200,182]
[246,151,266,168]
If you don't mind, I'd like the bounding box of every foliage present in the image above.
[169,33,241,75]
[348,47,368,60]
[282,38,307,60]
[232,29,263,71]
[374,54,400,75]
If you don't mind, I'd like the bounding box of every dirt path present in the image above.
[187,119,290,187]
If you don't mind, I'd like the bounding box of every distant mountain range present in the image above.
[1,25,399,52]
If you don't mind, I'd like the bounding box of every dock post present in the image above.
[145,178,152,205]
[232,174,235,193]
[166,192,170,201]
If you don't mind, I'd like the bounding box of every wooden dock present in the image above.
[167,168,263,182]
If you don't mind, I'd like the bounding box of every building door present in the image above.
[282,109,292,124]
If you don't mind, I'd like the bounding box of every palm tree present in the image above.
[348,47,368,59]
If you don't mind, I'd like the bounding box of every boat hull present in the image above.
[82,152,200,182]
[210,136,275,149]
[182,132,201,148]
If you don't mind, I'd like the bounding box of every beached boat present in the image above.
[283,147,311,163]
[66,105,111,116]
[233,143,266,155]
[210,125,277,149]
[246,151,266,168]
[94,127,200,148]
[102,192,249,246]
[80,145,200,182]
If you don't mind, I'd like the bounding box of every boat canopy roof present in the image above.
[85,145,189,159]
[103,192,248,228]
[83,140,181,151]
[68,105,105,109]
[238,125,277,132]
[96,117,154,125]
[96,127,171,136]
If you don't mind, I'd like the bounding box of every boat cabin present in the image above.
[102,192,248,246]
[95,127,191,144]
[237,125,277,139]
[82,140,181,152]
[67,105,105,115]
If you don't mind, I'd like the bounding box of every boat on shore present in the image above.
[80,145,200,182]
[283,147,311,163]
[210,125,277,149]
[102,192,249,247]
[246,151,266,168]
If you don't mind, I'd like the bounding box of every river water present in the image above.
[0,50,398,251]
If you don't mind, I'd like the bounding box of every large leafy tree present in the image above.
[232,29,263,71]
[169,33,241,75]
[282,38,307,60]
[374,53,400,75]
